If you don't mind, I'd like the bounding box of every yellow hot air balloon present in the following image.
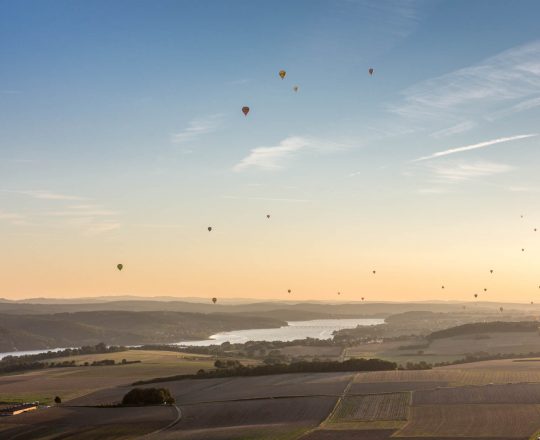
[279,70,286,79]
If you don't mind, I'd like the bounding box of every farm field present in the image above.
[331,392,410,422]
[72,371,353,406]
[413,382,540,405]
[6,357,540,439]
[396,404,540,438]
[0,405,176,440]
[345,332,540,365]
[163,396,337,439]
[0,350,216,404]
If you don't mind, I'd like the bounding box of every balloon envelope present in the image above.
[279,70,286,79]
[212,297,217,304]
[117,264,123,271]
[368,68,374,75]
[242,106,250,116]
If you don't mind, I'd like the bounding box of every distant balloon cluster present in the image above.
[112,68,538,311]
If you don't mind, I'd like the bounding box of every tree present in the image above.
[54,396,61,404]
[122,388,175,406]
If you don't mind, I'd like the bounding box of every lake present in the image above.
[176,318,384,346]
[0,347,69,361]
[0,318,384,358]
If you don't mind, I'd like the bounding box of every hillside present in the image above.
[0,311,285,352]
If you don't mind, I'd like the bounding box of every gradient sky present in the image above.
[2,0,540,301]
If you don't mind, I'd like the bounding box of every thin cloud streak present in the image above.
[413,134,536,162]
[1,190,86,201]
[223,195,310,203]
[171,114,222,144]
[233,136,311,171]
[234,136,347,172]
[389,40,540,129]
[431,121,477,138]
[427,161,515,182]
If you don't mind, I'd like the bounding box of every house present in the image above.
[0,402,38,416]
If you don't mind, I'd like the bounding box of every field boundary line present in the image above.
[140,404,182,439]
[296,373,357,439]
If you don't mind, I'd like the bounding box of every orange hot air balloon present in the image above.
[242,106,250,116]
[279,70,286,79]
[368,68,374,76]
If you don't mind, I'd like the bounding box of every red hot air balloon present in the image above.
[242,106,250,116]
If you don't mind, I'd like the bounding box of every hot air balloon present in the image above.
[484,288,487,292]
[441,285,445,289]
[531,301,534,305]
[535,228,537,232]
[361,297,365,301]
[242,106,250,116]
[266,214,271,219]
[474,294,478,298]
[368,68,374,76]
[208,227,212,232]
[279,70,286,79]
[522,248,526,252]
[337,292,341,295]
[490,269,494,274]
[372,270,376,274]
[499,307,504,312]
[117,264,123,271]
[293,85,299,92]
[288,289,291,294]
[212,297,217,304]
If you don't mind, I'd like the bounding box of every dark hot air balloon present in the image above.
[293,85,299,92]
[212,297,217,304]
[242,106,250,116]
[117,264,123,271]
[368,68,374,76]
[208,227,212,232]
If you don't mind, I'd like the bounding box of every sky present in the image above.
[1,0,540,302]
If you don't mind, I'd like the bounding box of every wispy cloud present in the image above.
[84,222,121,235]
[234,137,310,172]
[390,40,540,127]
[426,161,515,182]
[413,134,536,162]
[0,211,27,226]
[171,114,223,144]
[2,190,86,201]
[223,195,310,202]
[233,136,347,172]
[431,121,477,139]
